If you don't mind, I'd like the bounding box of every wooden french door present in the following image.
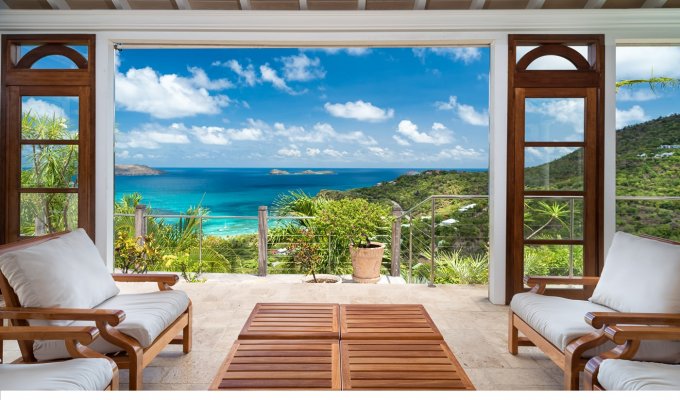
[506,35,605,302]
[1,35,96,243]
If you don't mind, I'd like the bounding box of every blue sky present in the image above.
[18,45,680,169]
[113,47,491,168]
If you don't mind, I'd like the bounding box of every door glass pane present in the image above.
[524,198,583,240]
[525,98,584,142]
[21,96,79,140]
[524,244,583,277]
[21,145,79,188]
[20,193,78,237]
[524,147,583,191]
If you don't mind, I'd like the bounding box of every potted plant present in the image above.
[292,229,341,284]
[316,198,392,283]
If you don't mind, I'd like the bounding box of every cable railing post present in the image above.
[408,212,413,284]
[134,204,147,245]
[391,204,402,277]
[429,197,436,287]
[198,216,203,267]
[257,206,268,276]
[569,197,574,278]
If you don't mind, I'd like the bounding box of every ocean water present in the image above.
[114,168,474,235]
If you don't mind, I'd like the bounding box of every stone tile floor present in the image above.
[2,280,564,390]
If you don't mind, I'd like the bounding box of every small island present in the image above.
[269,169,336,176]
[115,164,165,176]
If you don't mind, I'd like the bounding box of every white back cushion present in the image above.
[0,229,119,324]
[590,232,680,313]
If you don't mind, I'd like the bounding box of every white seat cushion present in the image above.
[599,359,680,391]
[0,229,119,327]
[0,358,113,390]
[511,292,614,351]
[511,292,680,362]
[34,290,190,361]
[590,232,680,313]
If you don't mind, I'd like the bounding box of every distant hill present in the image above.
[321,114,678,240]
[615,113,680,196]
[115,164,164,176]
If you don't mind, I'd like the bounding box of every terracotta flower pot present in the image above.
[349,242,385,284]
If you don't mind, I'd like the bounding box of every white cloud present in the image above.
[396,120,452,145]
[260,64,300,95]
[190,126,231,145]
[435,96,488,126]
[228,119,264,141]
[281,54,325,82]
[367,146,393,159]
[324,100,394,122]
[272,122,325,143]
[392,135,411,146]
[308,48,371,56]
[117,150,130,158]
[616,105,649,129]
[224,60,258,86]
[616,47,680,80]
[336,132,378,146]
[322,148,346,158]
[306,147,321,156]
[116,67,230,118]
[437,146,485,160]
[116,123,191,149]
[526,98,585,133]
[413,48,482,64]
[22,98,66,120]
[278,145,301,158]
[187,66,233,90]
[616,87,659,102]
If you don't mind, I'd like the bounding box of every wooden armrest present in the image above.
[112,273,179,286]
[524,275,600,286]
[0,326,99,345]
[604,325,680,344]
[586,312,680,329]
[0,307,125,326]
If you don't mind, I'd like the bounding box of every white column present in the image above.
[488,37,508,305]
[95,35,116,269]
[603,35,617,257]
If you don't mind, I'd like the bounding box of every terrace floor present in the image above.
[3,279,564,390]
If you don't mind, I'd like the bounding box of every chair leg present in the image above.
[508,311,519,355]
[183,302,192,354]
[128,352,144,391]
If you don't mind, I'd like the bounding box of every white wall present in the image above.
[2,9,680,304]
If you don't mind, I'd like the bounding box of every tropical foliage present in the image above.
[20,111,79,236]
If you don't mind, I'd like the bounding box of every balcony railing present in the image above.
[113,194,490,284]
[113,194,679,284]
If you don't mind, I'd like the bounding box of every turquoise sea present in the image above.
[114,168,478,236]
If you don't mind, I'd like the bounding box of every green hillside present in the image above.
[323,113,679,241]
[616,113,680,196]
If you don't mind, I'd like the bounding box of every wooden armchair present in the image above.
[0,322,119,390]
[508,275,604,390]
[584,313,680,390]
[508,232,680,390]
[0,231,192,390]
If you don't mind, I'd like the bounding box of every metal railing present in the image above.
[113,194,678,284]
[400,195,490,286]
[113,194,491,283]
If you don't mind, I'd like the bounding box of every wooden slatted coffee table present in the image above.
[239,303,339,340]
[340,304,444,340]
[341,340,474,390]
[212,303,474,390]
[210,340,340,390]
